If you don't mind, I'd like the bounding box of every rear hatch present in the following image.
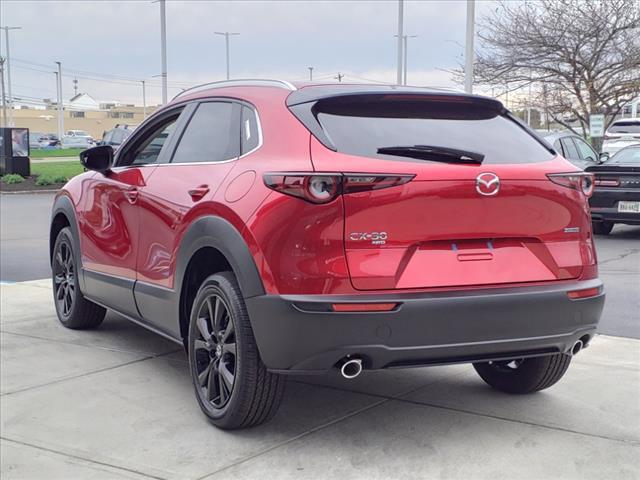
[289,89,592,291]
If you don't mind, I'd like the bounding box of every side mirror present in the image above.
[80,145,114,173]
[598,152,609,163]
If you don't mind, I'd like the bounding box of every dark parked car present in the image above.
[543,131,602,169]
[50,80,604,429]
[586,144,640,234]
[99,124,136,149]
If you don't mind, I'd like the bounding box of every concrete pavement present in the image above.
[1,279,639,479]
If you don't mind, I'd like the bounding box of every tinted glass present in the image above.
[315,98,554,165]
[608,146,640,164]
[130,118,178,166]
[561,138,580,160]
[553,139,563,155]
[172,102,240,164]
[609,122,640,134]
[573,137,597,162]
[241,106,260,154]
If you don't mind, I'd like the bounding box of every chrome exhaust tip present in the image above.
[339,358,363,379]
[570,340,583,356]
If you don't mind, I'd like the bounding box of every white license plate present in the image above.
[618,201,640,213]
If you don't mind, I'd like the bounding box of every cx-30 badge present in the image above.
[476,173,500,196]
[349,232,388,245]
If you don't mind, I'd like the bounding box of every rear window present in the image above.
[608,146,640,164]
[608,121,640,134]
[310,96,554,165]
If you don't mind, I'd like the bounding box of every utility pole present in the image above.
[464,0,475,93]
[396,0,404,85]
[335,73,344,83]
[0,56,6,127]
[155,0,168,104]
[73,77,78,96]
[308,66,314,81]
[141,80,147,119]
[55,62,64,140]
[527,68,533,126]
[1,26,21,126]
[215,31,240,80]
[396,34,417,85]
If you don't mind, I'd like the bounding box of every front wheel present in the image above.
[473,354,571,394]
[188,272,285,429]
[592,221,614,235]
[52,227,106,329]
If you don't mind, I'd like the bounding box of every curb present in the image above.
[0,189,60,195]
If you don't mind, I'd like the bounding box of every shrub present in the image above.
[35,174,68,186]
[2,174,25,184]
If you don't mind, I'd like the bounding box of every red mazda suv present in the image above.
[50,81,605,429]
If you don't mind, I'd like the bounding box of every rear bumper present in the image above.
[246,279,605,373]
[590,188,640,225]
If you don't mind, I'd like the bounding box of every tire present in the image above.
[592,221,614,235]
[52,227,106,329]
[187,271,285,429]
[473,354,571,394]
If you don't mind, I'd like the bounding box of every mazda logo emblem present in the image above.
[476,173,500,196]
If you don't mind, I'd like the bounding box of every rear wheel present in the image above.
[473,354,571,394]
[592,221,614,235]
[188,271,285,429]
[52,227,106,329]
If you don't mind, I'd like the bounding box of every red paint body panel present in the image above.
[68,84,598,302]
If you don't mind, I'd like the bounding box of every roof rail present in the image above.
[172,79,297,101]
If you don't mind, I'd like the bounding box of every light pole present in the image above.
[0,56,6,127]
[1,26,21,126]
[396,0,404,85]
[308,66,314,81]
[395,34,417,85]
[158,0,168,104]
[141,80,147,119]
[215,31,240,80]
[55,62,64,140]
[464,0,475,93]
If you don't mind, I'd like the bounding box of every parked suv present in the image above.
[50,81,604,429]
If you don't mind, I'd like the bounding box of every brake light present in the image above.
[547,172,594,197]
[594,178,620,187]
[332,303,397,312]
[567,286,602,299]
[263,173,414,204]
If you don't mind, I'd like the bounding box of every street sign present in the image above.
[590,114,605,138]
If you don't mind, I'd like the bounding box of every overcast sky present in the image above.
[1,0,497,106]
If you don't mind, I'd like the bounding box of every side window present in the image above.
[574,137,597,163]
[241,106,260,154]
[171,102,240,164]
[560,138,580,160]
[553,139,563,156]
[129,119,178,166]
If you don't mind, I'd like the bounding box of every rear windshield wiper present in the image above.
[377,145,484,164]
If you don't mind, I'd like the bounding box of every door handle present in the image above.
[188,185,210,201]
[124,187,139,203]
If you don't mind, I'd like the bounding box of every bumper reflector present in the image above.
[567,287,601,300]
[332,303,397,312]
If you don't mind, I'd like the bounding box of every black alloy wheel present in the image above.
[53,238,75,318]
[192,293,237,408]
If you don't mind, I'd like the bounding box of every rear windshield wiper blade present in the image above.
[377,145,484,164]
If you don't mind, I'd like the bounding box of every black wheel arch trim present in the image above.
[175,215,265,300]
[50,194,87,292]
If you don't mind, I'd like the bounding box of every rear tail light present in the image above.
[547,172,594,197]
[594,177,620,187]
[264,173,414,204]
[567,286,602,300]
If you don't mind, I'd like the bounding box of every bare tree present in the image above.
[474,0,640,148]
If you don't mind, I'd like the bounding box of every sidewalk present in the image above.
[1,279,639,479]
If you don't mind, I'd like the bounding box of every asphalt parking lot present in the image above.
[1,192,639,479]
[2,192,639,338]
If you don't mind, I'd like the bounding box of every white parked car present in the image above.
[602,118,640,156]
[62,130,94,149]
